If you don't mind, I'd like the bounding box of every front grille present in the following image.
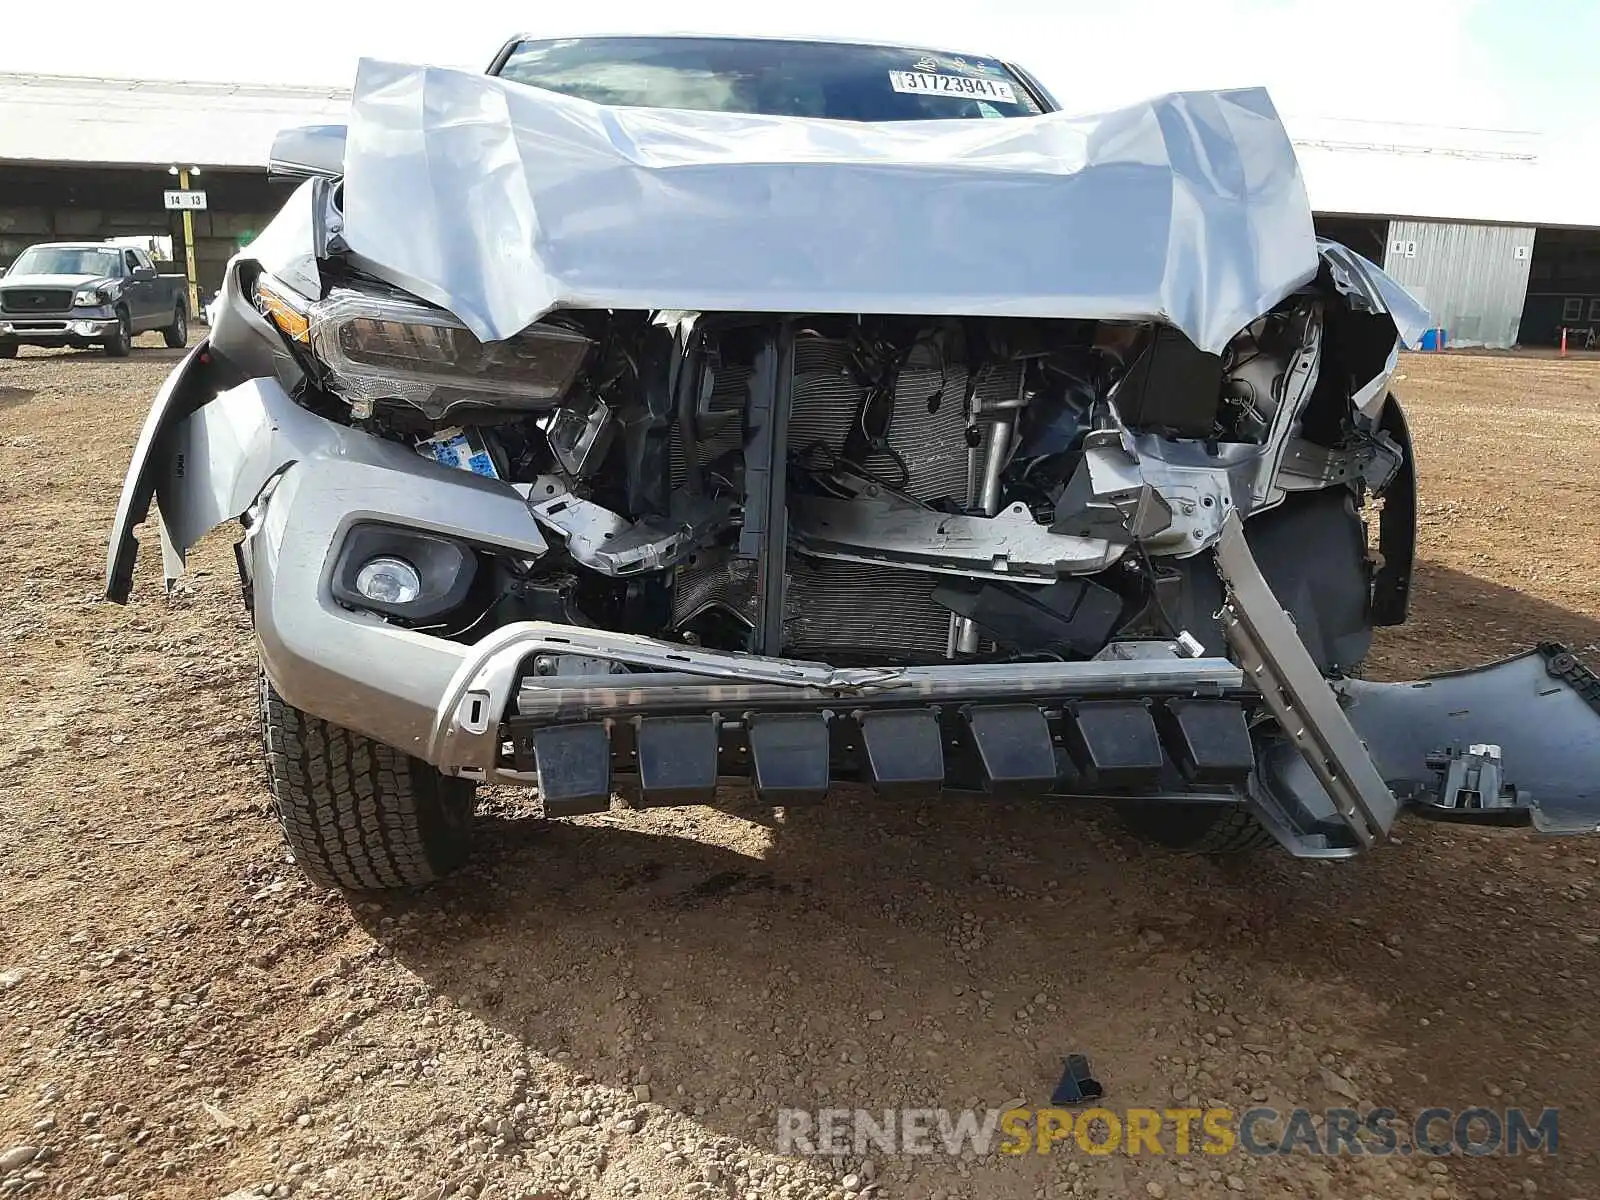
[0,289,73,314]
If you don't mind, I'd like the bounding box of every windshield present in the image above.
[496,37,1045,121]
[9,247,121,277]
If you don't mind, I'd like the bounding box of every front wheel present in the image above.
[260,674,477,890]
[103,310,132,357]
[163,302,188,349]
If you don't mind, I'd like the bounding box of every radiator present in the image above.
[670,362,751,489]
[672,554,954,660]
[783,556,952,659]
[787,335,1021,503]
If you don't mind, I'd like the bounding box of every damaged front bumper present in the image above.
[252,421,1262,810]
[177,377,1251,800]
[1244,645,1600,857]
[258,451,1254,787]
[118,370,1600,855]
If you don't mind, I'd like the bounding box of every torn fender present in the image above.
[105,344,212,603]
[105,375,546,600]
[1317,239,1431,351]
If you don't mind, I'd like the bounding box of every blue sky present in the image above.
[1457,0,1597,129]
[1,0,1593,135]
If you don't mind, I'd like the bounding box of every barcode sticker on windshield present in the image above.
[889,71,1017,103]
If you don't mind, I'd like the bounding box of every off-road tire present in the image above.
[260,675,476,890]
[103,310,132,357]
[1118,802,1276,855]
[163,302,187,349]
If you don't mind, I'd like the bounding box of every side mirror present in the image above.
[270,124,347,181]
[132,265,158,282]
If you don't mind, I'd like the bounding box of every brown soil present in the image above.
[2,341,1598,1200]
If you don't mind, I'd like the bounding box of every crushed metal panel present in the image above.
[341,61,1317,353]
[790,494,1123,581]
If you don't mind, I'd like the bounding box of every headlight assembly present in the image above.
[307,289,592,418]
[73,287,110,307]
[256,273,310,343]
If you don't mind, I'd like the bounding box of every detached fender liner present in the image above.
[105,343,220,602]
[1341,644,1600,833]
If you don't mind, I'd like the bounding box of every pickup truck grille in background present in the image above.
[0,289,74,314]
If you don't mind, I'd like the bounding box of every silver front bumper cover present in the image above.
[263,551,1247,775]
[145,376,1249,776]
[251,450,1244,773]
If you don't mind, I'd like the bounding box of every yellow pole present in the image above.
[179,168,200,325]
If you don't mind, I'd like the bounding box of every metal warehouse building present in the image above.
[0,73,347,303]
[2,71,1597,349]
[1295,116,1600,349]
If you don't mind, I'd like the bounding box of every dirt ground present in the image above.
[2,341,1599,1200]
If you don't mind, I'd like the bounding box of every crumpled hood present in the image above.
[341,59,1321,354]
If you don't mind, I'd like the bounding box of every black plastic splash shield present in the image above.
[507,695,1257,805]
[1339,644,1600,834]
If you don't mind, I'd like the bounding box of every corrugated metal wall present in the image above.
[1382,220,1536,348]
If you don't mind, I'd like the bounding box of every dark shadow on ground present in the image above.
[1369,560,1600,678]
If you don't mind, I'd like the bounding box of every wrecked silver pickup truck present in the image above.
[105,36,1600,891]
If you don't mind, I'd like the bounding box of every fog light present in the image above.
[354,556,421,605]
[332,526,475,622]
[72,321,99,336]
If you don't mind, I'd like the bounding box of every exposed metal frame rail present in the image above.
[1212,511,1398,846]
[513,652,1244,721]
